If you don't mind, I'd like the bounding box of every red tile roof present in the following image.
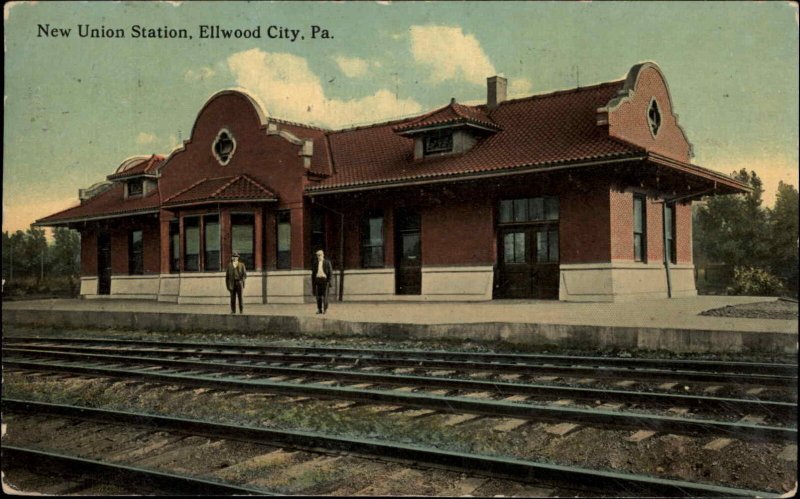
[310,80,643,192]
[162,175,276,207]
[39,79,659,225]
[107,154,166,180]
[35,183,161,225]
[393,100,500,134]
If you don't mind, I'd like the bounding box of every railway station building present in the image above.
[37,62,748,304]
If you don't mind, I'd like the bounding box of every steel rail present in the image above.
[4,346,796,421]
[3,356,796,442]
[6,335,795,376]
[2,398,782,498]
[2,445,269,495]
[4,341,796,386]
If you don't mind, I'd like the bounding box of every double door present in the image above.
[498,225,559,299]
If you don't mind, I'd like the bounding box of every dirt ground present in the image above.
[700,298,798,320]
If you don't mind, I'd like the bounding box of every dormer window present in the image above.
[213,128,236,165]
[423,131,454,156]
[393,98,500,161]
[648,98,661,137]
[127,178,143,198]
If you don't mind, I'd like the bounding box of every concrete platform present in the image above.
[2,296,797,354]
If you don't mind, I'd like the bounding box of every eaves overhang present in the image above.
[34,208,160,227]
[395,121,501,137]
[646,152,751,194]
[305,154,648,196]
[162,197,278,209]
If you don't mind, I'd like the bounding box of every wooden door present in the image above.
[395,209,421,295]
[97,231,111,295]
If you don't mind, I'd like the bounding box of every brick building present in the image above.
[37,62,747,303]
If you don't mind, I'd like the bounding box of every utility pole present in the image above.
[41,245,45,282]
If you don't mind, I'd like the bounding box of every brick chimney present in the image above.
[487,75,507,110]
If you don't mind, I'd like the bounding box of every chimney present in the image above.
[487,75,507,110]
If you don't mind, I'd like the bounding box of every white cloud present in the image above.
[227,48,422,128]
[335,56,370,78]
[184,66,216,82]
[136,132,157,145]
[509,78,534,98]
[409,25,495,86]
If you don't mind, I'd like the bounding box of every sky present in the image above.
[3,0,798,235]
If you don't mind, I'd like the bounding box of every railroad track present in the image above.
[1,399,786,497]
[3,335,797,496]
[4,336,797,398]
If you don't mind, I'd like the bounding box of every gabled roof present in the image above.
[162,174,277,208]
[310,80,643,192]
[393,99,500,135]
[35,183,161,225]
[107,154,165,180]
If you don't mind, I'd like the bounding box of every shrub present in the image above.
[726,266,786,296]
[2,275,79,299]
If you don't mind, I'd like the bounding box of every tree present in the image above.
[694,169,770,268]
[50,227,81,276]
[767,181,799,294]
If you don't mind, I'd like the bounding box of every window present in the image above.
[665,203,676,264]
[128,230,143,275]
[184,217,200,271]
[310,209,326,261]
[169,220,179,272]
[503,232,525,263]
[204,215,220,271]
[633,195,647,262]
[423,131,453,155]
[535,229,559,263]
[231,213,254,270]
[361,211,384,268]
[499,197,559,223]
[276,211,291,269]
[213,129,236,165]
[127,179,143,197]
[648,99,661,136]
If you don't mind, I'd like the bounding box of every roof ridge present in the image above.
[494,79,624,109]
[268,117,330,131]
[236,173,273,194]
[327,113,428,135]
[210,176,242,198]
[163,177,209,203]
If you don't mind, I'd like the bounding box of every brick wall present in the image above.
[608,65,692,163]
[422,198,494,266]
[607,189,693,265]
[610,188,633,261]
[560,185,611,264]
[675,201,692,264]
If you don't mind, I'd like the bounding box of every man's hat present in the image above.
[232,251,240,258]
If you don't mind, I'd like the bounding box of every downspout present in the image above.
[310,198,346,301]
[655,188,715,299]
[662,202,672,299]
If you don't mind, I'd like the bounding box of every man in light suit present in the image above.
[311,249,333,314]
[225,251,247,314]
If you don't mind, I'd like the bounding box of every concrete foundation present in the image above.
[3,304,795,354]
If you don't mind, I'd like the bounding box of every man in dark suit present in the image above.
[311,249,333,314]
[225,251,247,314]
